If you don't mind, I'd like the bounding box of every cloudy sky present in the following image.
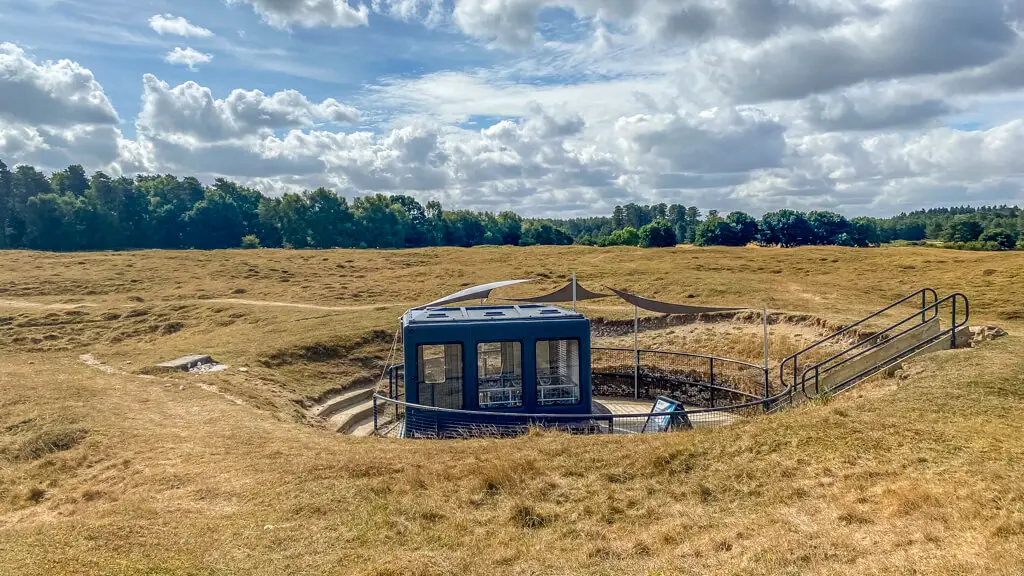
[1,0,1024,217]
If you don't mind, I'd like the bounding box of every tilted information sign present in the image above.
[641,396,693,433]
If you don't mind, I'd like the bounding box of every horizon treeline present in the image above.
[1,159,1022,252]
[550,203,1024,250]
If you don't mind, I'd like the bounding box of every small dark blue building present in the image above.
[401,304,592,430]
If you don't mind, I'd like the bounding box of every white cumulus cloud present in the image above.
[137,74,360,143]
[149,14,215,38]
[0,44,122,170]
[228,0,369,28]
[164,47,213,70]
[0,43,119,128]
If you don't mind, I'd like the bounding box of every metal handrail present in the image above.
[394,359,765,401]
[799,293,968,397]
[373,388,783,420]
[374,345,798,438]
[778,288,938,390]
[594,346,768,371]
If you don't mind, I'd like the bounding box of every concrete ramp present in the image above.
[805,301,970,398]
[813,318,942,394]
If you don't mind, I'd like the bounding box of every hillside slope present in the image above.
[1,246,1023,575]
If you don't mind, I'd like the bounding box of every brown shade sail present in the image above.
[504,281,613,303]
[607,287,748,316]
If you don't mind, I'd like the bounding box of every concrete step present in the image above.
[333,399,376,434]
[315,386,374,419]
[348,415,377,436]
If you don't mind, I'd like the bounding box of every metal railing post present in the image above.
[921,290,927,324]
[709,357,716,408]
[763,368,770,413]
[634,350,640,400]
[792,358,798,404]
[372,395,378,433]
[950,297,957,349]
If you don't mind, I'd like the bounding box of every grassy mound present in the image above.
[1,246,1022,574]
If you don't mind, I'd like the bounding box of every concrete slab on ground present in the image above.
[156,355,213,371]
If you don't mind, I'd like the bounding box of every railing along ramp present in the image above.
[777,288,969,404]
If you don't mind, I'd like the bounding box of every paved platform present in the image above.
[593,396,742,429]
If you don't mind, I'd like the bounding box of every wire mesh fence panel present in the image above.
[591,347,638,397]
[372,395,762,438]
[372,348,775,439]
[711,361,771,399]
[637,351,713,405]
[372,392,406,437]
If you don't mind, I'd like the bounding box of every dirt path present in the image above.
[198,298,409,312]
[0,299,97,310]
[0,296,408,313]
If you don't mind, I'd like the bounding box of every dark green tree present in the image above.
[212,178,263,240]
[638,219,677,247]
[694,217,735,246]
[849,217,880,247]
[726,211,758,245]
[520,222,573,246]
[139,175,202,248]
[684,206,701,243]
[0,160,13,248]
[603,226,639,246]
[186,189,245,249]
[23,194,77,251]
[978,228,1016,250]
[806,211,850,245]
[442,210,486,247]
[305,188,355,248]
[942,215,984,243]
[611,205,625,229]
[495,211,523,245]
[758,210,815,247]
[118,177,152,247]
[51,164,90,197]
[354,194,411,248]
[389,194,432,247]
[261,194,310,248]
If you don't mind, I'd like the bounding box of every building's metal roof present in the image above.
[403,304,583,326]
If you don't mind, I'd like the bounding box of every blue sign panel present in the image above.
[642,396,693,433]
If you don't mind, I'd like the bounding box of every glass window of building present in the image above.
[535,339,580,406]
[477,341,523,408]
[417,343,463,409]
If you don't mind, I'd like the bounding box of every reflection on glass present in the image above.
[536,339,580,406]
[477,341,523,408]
[417,343,463,409]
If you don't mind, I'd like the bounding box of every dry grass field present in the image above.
[2,245,1023,575]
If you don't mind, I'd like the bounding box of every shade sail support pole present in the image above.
[763,308,769,371]
[763,308,770,404]
[572,271,577,312]
[633,303,639,400]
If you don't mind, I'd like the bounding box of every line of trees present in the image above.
[1,159,1022,252]
[0,160,572,251]
[553,203,1024,250]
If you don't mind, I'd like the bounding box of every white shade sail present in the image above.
[415,279,534,309]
